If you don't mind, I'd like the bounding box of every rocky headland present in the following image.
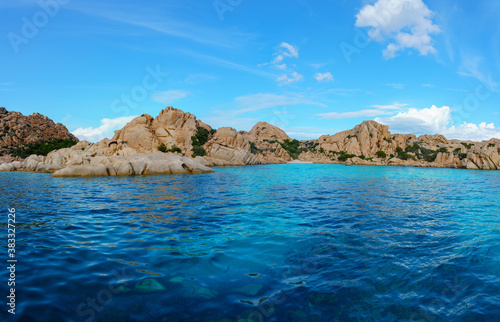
[1,106,499,177]
[0,106,78,163]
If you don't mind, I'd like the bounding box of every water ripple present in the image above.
[1,165,499,321]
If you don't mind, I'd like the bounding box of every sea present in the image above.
[1,164,499,321]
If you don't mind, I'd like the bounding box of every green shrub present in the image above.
[454,148,461,153]
[395,146,403,153]
[210,129,217,135]
[461,142,473,149]
[158,143,167,153]
[192,145,206,157]
[376,151,387,158]
[169,145,182,153]
[249,142,262,154]
[280,139,302,159]
[191,136,200,146]
[405,143,420,153]
[488,143,495,147]
[194,127,210,146]
[425,154,437,162]
[397,152,410,160]
[10,139,78,158]
[458,153,468,160]
[437,147,448,153]
[319,147,325,154]
[337,152,356,162]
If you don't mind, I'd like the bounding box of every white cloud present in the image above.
[200,93,323,131]
[152,90,189,104]
[422,83,434,87]
[376,105,450,134]
[261,42,299,70]
[278,42,299,59]
[385,83,404,89]
[234,93,324,114]
[317,109,393,120]
[314,72,334,82]
[375,105,500,141]
[355,0,440,59]
[371,103,408,110]
[72,115,138,142]
[277,72,303,85]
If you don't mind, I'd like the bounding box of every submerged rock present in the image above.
[233,283,264,296]
[134,279,166,293]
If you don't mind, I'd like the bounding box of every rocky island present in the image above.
[1,106,499,177]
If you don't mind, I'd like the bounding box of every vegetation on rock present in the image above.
[10,139,78,158]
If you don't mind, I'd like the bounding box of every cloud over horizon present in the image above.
[72,115,138,142]
[376,105,500,141]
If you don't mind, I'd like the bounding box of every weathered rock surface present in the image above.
[0,107,77,157]
[112,106,210,154]
[1,106,499,174]
[0,139,212,177]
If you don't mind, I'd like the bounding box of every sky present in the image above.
[1,0,499,142]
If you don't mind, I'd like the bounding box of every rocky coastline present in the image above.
[1,106,499,177]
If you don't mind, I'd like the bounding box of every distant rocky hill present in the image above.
[108,106,499,170]
[1,106,500,176]
[0,107,78,162]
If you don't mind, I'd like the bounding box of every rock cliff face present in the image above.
[298,120,500,170]
[1,106,500,176]
[111,107,210,154]
[0,107,78,157]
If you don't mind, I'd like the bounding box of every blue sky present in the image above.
[1,0,499,142]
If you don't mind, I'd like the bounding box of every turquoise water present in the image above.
[1,164,500,321]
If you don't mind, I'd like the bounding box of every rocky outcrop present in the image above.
[111,106,210,154]
[305,120,500,170]
[201,122,292,166]
[1,106,499,174]
[0,107,78,157]
[0,138,212,177]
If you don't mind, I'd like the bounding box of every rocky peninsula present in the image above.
[1,106,499,177]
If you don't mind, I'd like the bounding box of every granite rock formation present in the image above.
[0,107,78,159]
[1,106,499,176]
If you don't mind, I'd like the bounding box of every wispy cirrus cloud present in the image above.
[385,83,404,89]
[316,109,394,120]
[201,92,324,130]
[67,1,252,48]
[316,102,406,120]
[181,50,276,80]
[152,90,189,104]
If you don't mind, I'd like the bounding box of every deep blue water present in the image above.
[1,164,500,321]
